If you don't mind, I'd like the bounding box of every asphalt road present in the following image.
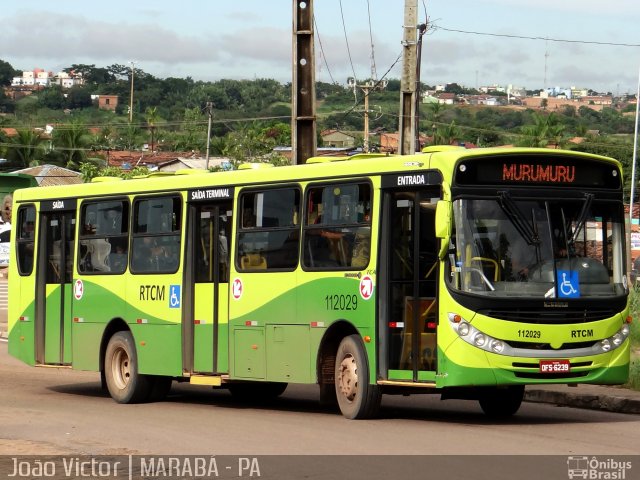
[1,341,639,458]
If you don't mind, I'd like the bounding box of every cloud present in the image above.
[0,12,219,66]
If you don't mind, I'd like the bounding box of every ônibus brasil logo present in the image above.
[359,275,373,300]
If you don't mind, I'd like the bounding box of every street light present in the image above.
[128,61,136,123]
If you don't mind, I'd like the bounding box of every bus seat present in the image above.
[241,253,267,270]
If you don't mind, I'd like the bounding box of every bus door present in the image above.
[35,200,77,365]
[379,186,439,383]
[184,187,233,375]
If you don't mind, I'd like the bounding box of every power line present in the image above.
[314,16,338,84]
[435,25,640,48]
[338,0,358,82]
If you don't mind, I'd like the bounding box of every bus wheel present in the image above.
[104,331,152,404]
[334,334,381,419]
[478,385,524,418]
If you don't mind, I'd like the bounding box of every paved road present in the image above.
[1,275,639,417]
[0,341,639,458]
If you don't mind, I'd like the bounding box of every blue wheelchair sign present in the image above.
[557,270,580,298]
[169,285,181,308]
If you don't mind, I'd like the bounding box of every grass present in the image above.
[625,289,640,390]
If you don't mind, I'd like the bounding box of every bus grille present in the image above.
[507,340,596,350]
[478,308,616,324]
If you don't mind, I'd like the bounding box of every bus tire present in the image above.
[334,334,381,419]
[478,385,524,418]
[104,331,153,404]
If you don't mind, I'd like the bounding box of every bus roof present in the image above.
[11,147,621,203]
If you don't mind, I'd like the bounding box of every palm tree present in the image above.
[145,106,160,152]
[52,121,90,169]
[6,129,45,168]
[518,113,550,147]
[433,121,460,146]
[518,112,567,148]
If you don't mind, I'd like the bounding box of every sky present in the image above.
[1,0,639,94]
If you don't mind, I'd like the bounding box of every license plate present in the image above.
[539,359,570,373]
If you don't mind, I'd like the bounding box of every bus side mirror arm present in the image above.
[435,200,452,259]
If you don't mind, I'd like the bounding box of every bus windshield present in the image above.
[447,196,627,299]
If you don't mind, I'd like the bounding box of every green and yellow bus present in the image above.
[8,147,631,419]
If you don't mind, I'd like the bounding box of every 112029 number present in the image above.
[325,294,358,311]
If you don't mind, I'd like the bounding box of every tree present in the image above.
[5,129,46,168]
[517,112,567,148]
[433,121,460,145]
[0,88,14,114]
[65,85,93,109]
[38,85,65,110]
[52,121,91,169]
[64,64,115,84]
[79,162,149,182]
[518,112,549,147]
[222,123,287,167]
[0,59,16,86]
[145,106,160,152]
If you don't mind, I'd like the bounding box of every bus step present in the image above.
[189,375,223,386]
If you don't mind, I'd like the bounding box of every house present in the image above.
[100,151,202,171]
[321,130,357,148]
[379,132,429,153]
[436,93,456,105]
[157,157,232,172]
[11,69,53,88]
[0,128,18,137]
[55,71,85,89]
[96,95,118,111]
[12,164,82,187]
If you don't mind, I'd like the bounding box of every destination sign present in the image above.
[188,186,234,202]
[381,170,442,189]
[40,198,77,211]
[453,154,621,189]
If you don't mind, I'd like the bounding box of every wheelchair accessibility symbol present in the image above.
[557,270,580,298]
[169,285,181,308]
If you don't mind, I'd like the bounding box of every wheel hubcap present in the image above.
[338,353,358,402]
[111,347,131,390]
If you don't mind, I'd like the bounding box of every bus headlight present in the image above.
[490,340,505,353]
[458,322,470,336]
[448,312,510,355]
[621,324,630,337]
[596,323,630,353]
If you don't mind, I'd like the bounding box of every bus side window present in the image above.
[237,188,300,271]
[78,200,129,275]
[16,206,36,276]
[131,195,181,274]
[303,182,372,270]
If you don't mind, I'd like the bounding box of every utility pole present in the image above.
[414,23,427,152]
[205,102,213,169]
[291,0,317,164]
[398,0,418,155]
[351,78,387,152]
[128,61,136,123]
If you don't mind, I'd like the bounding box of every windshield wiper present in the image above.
[567,193,593,245]
[498,191,540,246]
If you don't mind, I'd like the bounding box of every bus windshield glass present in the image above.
[447,196,627,299]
